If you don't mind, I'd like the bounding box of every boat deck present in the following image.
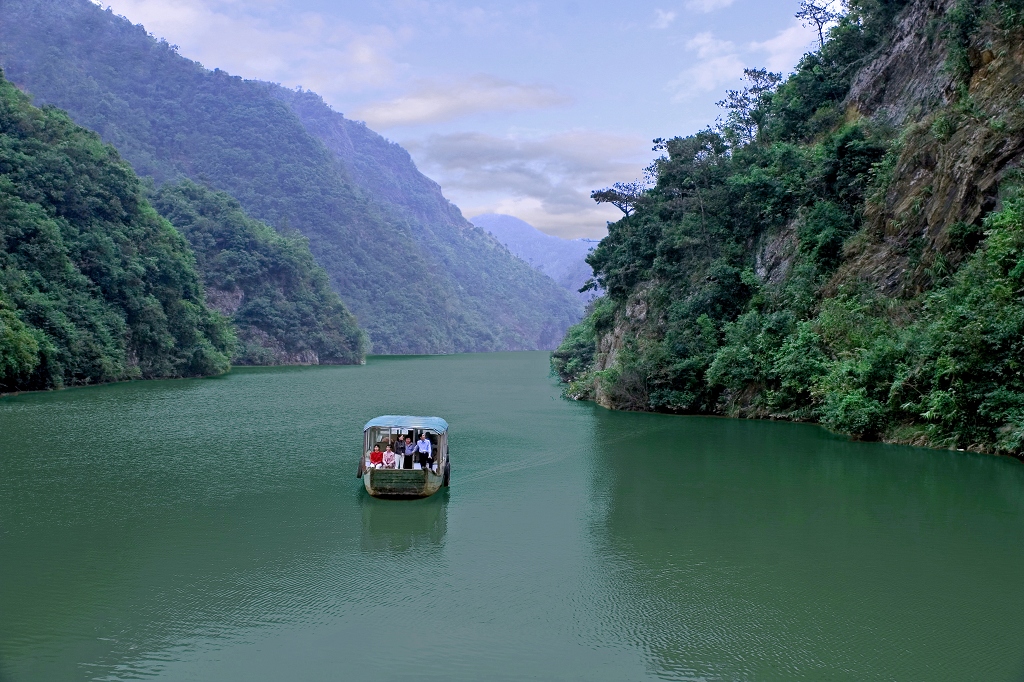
[366,468,437,497]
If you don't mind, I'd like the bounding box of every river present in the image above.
[1,352,1023,681]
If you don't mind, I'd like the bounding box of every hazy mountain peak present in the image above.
[472,213,599,303]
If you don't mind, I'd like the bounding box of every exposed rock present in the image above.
[204,287,243,316]
[237,328,320,366]
[755,223,798,285]
[593,288,651,409]
[837,3,1024,296]
[846,0,957,125]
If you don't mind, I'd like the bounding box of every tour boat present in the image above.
[357,415,450,498]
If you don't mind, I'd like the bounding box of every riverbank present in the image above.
[561,383,1024,464]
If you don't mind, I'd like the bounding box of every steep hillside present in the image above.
[0,0,581,353]
[470,213,600,304]
[152,181,365,366]
[553,0,1024,457]
[0,69,232,392]
[267,88,584,349]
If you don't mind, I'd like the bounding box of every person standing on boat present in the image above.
[415,432,432,470]
[393,439,405,469]
[404,436,416,469]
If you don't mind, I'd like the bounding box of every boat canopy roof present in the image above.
[363,415,449,433]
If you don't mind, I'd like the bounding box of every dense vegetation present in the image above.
[152,181,365,365]
[554,0,1024,456]
[0,0,582,353]
[0,70,232,392]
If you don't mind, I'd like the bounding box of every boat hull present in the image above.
[363,468,443,498]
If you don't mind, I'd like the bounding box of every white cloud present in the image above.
[668,32,744,98]
[403,130,650,238]
[686,32,734,58]
[652,9,677,29]
[388,0,541,36]
[102,0,406,100]
[749,19,820,73]
[684,0,735,13]
[668,18,824,102]
[353,75,569,128]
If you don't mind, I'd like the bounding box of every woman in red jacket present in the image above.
[367,444,384,469]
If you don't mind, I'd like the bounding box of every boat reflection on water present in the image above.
[359,491,448,552]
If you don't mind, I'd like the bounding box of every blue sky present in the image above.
[99,0,820,237]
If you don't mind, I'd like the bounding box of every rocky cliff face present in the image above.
[600,0,1024,357]
[840,0,1024,295]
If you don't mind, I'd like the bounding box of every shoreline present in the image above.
[567,394,1024,465]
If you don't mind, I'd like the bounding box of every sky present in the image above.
[97,0,820,238]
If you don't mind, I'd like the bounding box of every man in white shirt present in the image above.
[415,433,432,470]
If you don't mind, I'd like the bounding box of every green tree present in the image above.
[0,69,231,392]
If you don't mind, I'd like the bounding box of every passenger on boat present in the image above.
[403,436,416,469]
[393,440,406,469]
[415,433,432,470]
[383,445,397,469]
[367,444,384,469]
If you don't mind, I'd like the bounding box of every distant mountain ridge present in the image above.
[270,88,583,348]
[0,0,582,353]
[471,214,599,304]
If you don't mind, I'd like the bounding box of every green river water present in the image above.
[1,352,1023,681]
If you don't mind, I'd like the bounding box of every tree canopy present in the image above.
[152,181,365,365]
[0,69,232,392]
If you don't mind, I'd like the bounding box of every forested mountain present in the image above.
[267,87,584,350]
[152,181,364,366]
[0,70,232,392]
[471,213,600,304]
[554,0,1024,457]
[0,0,582,354]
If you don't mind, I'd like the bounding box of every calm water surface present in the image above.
[2,352,1024,681]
